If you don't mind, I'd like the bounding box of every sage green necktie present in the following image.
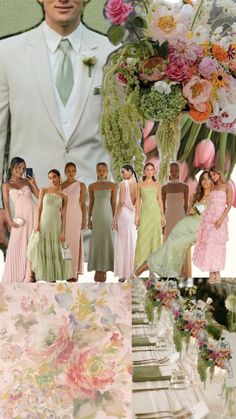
[56,39,74,106]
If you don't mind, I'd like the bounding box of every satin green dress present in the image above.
[27,193,72,282]
[134,187,162,268]
[88,189,114,271]
[148,213,201,278]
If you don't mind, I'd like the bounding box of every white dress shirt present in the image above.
[43,22,83,142]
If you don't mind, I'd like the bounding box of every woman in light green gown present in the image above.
[88,162,117,282]
[135,171,212,278]
[134,162,165,269]
[27,169,72,282]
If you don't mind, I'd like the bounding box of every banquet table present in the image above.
[132,280,228,419]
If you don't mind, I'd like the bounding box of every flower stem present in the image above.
[190,0,204,31]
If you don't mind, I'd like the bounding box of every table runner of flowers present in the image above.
[0,284,132,419]
[101,0,236,181]
[144,278,234,384]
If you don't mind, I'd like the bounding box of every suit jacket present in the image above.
[0,22,116,195]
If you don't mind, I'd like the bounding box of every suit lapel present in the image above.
[67,25,98,141]
[27,26,64,138]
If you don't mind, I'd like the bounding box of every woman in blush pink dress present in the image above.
[61,162,86,282]
[2,157,39,282]
[113,165,138,282]
[193,166,233,283]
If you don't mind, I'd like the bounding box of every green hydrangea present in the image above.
[140,85,187,121]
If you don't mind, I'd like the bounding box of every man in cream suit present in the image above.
[0,0,116,253]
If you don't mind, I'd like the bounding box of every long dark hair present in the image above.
[7,157,26,180]
[142,162,156,181]
[96,162,108,180]
[64,162,76,172]
[192,171,211,205]
[122,164,138,183]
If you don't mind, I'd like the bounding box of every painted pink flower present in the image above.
[193,139,215,169]
[182,76,212,112]
[67,349,116,400]
[198,57,218,80]
[166,63,192,82]
[56,340,75,364]
[149,5,190,45]
[116,63,128,84]
[168,40,203,66]
[105,0,133,26]
[139,57,167,81]
[110,332,124,347]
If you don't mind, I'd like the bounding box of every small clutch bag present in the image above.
[60,243,72,260]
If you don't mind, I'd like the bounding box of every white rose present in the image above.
[206,297,213,305]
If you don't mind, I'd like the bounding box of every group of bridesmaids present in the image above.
[1,157,233,283]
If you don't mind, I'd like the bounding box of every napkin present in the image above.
[132,336,156,347]
[133,365,171,382]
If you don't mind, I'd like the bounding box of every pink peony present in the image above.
[168,40,203,66]
[182,76,212,112]
[67,349,116,400]
[166,62,192,82]
[198,57,218,80]
[149,5,190,45]
[139,57,167,82]
[105,0,133,26]
[193,139,215,169]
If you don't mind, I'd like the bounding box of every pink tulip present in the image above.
[179,161,189,182]
[143,135,157,153]
[143,120,155,139]
[230,180,236,208]
[214,151,231,172]
[187,177,198,196]
[193,139,215,169]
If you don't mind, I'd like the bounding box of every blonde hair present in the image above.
[210,166,227,183]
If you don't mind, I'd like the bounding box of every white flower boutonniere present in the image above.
[82,53,97,78]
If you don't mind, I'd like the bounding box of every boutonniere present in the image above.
[82,52,97,78]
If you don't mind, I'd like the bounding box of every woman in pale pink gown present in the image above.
[61,162,86,282]
[113,165,138,282]
[2,157,39,282]
[193,166,233,283]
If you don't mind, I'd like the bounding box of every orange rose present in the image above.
[212,44,228,62]
[189,102,212,122]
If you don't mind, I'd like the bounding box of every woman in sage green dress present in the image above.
[134,162,165,270]
[88,162,116,282]
[135,171,212,278]
[27,169,72,282]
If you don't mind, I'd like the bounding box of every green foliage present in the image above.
[107,25,125,45]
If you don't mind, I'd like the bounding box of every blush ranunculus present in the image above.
[182,76,212,111]
[139,57,167,82]
[66,349,116,400]
[105,0,133,26]
[166,63,192,82]
[193,139,215,169]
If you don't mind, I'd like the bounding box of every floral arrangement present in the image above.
[197,337,232,384]
[172,297,213,352]
[144,278,180,322]
[102,0,236,181]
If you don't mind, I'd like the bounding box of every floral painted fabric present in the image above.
[0,284,132,419]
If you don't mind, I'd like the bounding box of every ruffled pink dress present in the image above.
[193,190,228,272]
[64,182,84,277]
[114,180,137,280]
[2,186,35,282]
